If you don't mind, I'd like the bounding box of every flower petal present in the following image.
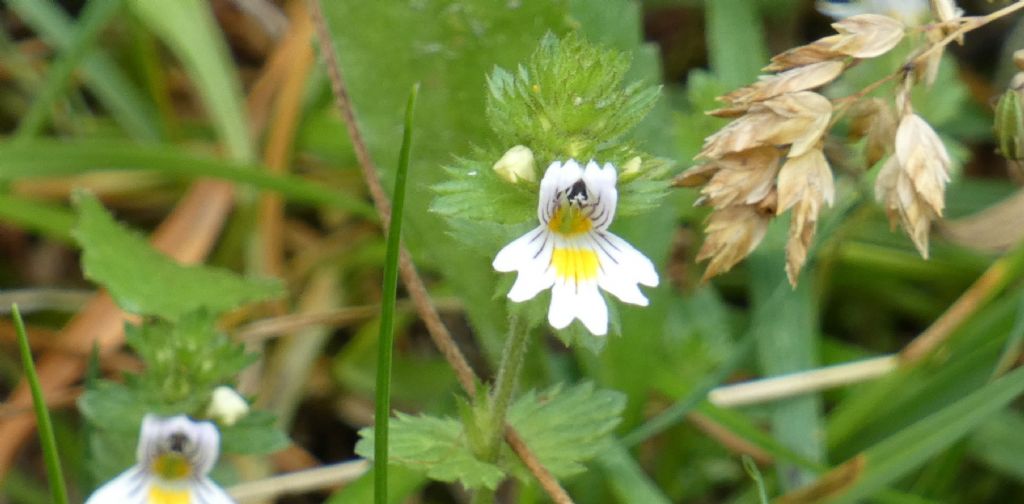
[193,478,236,504]
[596,232,659,288]
[85,468,149,503]
[493,226,546,273]
[547,278,607,336]
[507,236,555,302]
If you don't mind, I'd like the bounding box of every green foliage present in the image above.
[356,412,506,490]
[356,383,625,490]
[507,382,626,477]
[79,312,286,481]
[71,191,284,320]
[125,312,253,405]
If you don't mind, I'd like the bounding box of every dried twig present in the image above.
[308,0,478,398]
[228,459,369,502]
[309,2,573,501]
[708,355,899,407]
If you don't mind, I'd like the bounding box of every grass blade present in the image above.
[0,140,375,219]
[127,0,253,161]
[781,364,1024,503]
[15,0,124,139]
[6,0,160,140]
[12,304,68,504]
[0,194,75,243]
[743,455,770,504]
[375,84,419,503]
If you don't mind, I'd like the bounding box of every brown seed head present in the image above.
[776,149,835,285]
[698,92,832,160]
[696,205,771,281]
[720,61,846,105]
[875,114,950,257]
[828,14,906,59]
[765,41,840,72]
[700,147,782,208]
[849,98,898,166]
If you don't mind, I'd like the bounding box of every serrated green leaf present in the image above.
[219,411,290,455]
[71,191,283,320]
[356,413,506,490]
[508,382,626,478]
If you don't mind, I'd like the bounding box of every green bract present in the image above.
[432,33,671,232]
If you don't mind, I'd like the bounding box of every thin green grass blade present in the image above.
[6,0,160,140]
[15,0,124,139]
[596,443,672,504]
[743,455,770,504]
[127,0,253,161]
[783,364,1024,503]
[12,304,68,504]
[621,330,754,447]
[375,84,419,504]
[0,140,375,219]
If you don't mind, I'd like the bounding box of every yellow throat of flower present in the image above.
[151,453,193,481]
[548,205,592,236]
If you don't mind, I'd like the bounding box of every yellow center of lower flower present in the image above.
[552,247,599,282]
[151,453,192,481]
[548,206,592,236]
[148,484,191,504]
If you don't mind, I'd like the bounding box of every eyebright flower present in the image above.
[86,414,234,504]
[493,159,658,336]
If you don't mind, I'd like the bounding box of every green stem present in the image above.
[13,304,68,504]
[484,315,530,461]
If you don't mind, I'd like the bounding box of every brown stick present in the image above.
[309,2,574,502]
[308,0,477,397]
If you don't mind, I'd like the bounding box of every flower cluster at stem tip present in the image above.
[493,158,658,336]
[86,415,233,504]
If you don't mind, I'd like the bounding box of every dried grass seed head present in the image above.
[696,205,771,281]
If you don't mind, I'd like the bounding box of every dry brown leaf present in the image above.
[697,205,771,281]
[699,92,832,160]
[701,147,782,208]
[720,61,845,105]
[940,188,1024,252]
[828,14,906,59]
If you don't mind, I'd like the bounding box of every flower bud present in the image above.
[492,145,536,183]
[995,89,1024,161]
[206,386,249,426]
[621,156,642,178]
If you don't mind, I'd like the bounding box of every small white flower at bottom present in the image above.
[85,414,234,504]
[493,159,658,336]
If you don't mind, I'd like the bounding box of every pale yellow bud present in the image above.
[621,156,642,177]
[493,145,537,183]
[206,386,249,426]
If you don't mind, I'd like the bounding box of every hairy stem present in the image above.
[484,316,529,462]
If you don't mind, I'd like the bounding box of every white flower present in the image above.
[493,159,658,336]
[817,0,929,25]
[206,386,249,426]
[86,415,234,504]
[493,145,537,183]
